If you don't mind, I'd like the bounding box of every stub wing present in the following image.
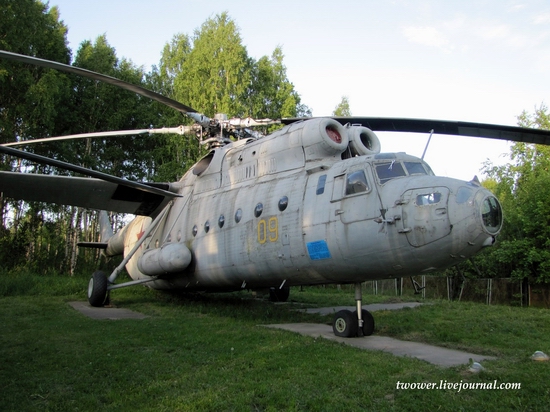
[0,171,174,216]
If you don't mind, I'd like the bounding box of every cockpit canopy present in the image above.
[373,153,434,185]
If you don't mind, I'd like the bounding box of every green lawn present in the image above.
[1,275,549,411]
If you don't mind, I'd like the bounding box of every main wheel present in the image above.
[332,309,358,337]
[354,309,375,336]
[88,271,108,307]
[269,286,290,302]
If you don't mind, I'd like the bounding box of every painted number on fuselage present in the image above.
[258,216,278,244]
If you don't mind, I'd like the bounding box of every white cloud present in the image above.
[402,26,450,50]
[533,12,550,24]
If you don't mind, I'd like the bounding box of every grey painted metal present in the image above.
[107,204,172,284]
[0,171,173,216]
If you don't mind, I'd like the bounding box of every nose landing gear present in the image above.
[332,283,375,337]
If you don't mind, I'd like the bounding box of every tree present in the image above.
[249,47,310,119]
[480,103,550,282]
[0,0,71,270]
[0,0,71,145]
[153,13,311,180]
[332,96,352,117]
[166,12,252,117]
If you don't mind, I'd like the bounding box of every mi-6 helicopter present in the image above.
[2,51,550,338]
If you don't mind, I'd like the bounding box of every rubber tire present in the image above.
[354,309,375,336]
[88,271,108,307]
[332,309,358,338]
[269,286,290,302]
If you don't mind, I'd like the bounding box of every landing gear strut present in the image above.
[332,283,375,337]
[86,205,171,307]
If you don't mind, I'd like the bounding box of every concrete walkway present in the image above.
[268,302,495,367]
[69,301,149,320]
[263,323,495,367]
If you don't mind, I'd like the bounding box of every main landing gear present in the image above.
[332,283,375,338]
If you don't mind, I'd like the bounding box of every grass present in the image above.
[1,273,550,411]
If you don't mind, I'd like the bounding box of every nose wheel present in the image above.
[87,271,109,307]
[332,283,375,337]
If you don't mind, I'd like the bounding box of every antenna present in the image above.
[421,129,435,160]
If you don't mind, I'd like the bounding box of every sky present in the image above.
[49,0,550,181]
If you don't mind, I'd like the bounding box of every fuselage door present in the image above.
[332,167,379,224]
[401,187,451,247]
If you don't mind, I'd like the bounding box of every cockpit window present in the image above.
[345,170,369,195]
[404,162,428,176]
[375,161,406,184]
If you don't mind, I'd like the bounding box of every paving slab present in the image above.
[263,323,496,367]
[69,301,149,320]
[302,302,425,315]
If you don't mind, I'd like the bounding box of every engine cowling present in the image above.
[291,118,349,161]
[347,126,381,156]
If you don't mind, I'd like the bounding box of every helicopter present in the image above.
[2,50,550,338]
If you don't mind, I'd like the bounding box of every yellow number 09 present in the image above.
[258,217,278,244]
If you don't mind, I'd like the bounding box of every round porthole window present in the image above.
[254,203,263,218]
[219,214,225,228]
[192,225,198,237]
[205,221,210,233]
[235,208,242,223]
[278,196,289,212]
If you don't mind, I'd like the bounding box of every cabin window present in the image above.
[345,170,369,195]
[218,214,225,228]
[416,193,441,206]
[278,196,288,212]
[375,161,406,184]
[235,208,242,223]
[192,225,198,237]
[204,221,210,233]
[254,203,263,218]
[316,174,327,195]
[404,162,428,176]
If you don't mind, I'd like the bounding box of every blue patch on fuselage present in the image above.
[307,240,332,260]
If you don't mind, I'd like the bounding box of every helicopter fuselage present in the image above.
[106,118,502,292]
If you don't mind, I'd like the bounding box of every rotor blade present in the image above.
[0,50,197,114]
[1,126,195,147]
[282,117,550,145]
[227,118,281,128]
[0,145,181,199]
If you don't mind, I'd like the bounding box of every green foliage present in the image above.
[481,104,550,282]
[157,13,310,120]
[0,0,71,145]
[1,6,311,275]
[332,96,352,116]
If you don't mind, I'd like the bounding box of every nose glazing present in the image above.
[480,195,502,235]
